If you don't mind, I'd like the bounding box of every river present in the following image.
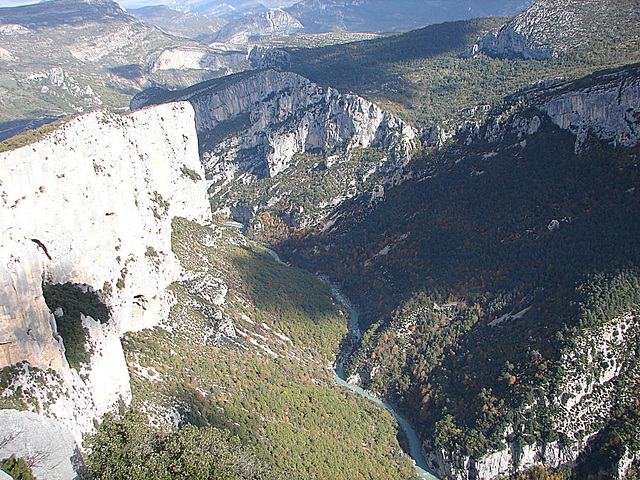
[328,284,439,480]
[260,246,438,480]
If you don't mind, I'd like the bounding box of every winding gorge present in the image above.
[2,0,640,479]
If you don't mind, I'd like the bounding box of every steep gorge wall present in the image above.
[471,64,640,154]
[0,102,209,445]
[424,313,640,480]
[132,69,417,183]
[422,65,640,480]
[539,67,640,152]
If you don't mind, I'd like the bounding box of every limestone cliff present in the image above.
[132,68,417,183]
[0,409,80,480]
[467,64,640,154]
[0,102,208,448]
[148,46,247,74]
[537,66,640,153]
[210,8,303,45]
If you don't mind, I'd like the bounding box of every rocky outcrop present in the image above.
[424,312,640,480]
[248,46,291,70]
[467,64,640,154]
[0,409,81,480]
[211,8,303,45]
[538,66,640,153]
[0,102,209,443]
[425,441,577,480]
[501,64,640,153]
[132,69,417,182]
[149,46,247,73]
[466,0,640,60]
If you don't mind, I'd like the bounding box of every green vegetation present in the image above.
[284,15,640,127]
[42,282,110,368]
[194,10,640,466]
[85,408,279,480]
[0,4,233,127]
[116,217,418,480]
[507,466,571,480]
[210,144,390,242]
[0,362,65,413]
[180,165,202,182]
[273,108,640,456]
[573,402,640,479]
[1,456,36,480]
[151,191,170,219]
[0,116,70,152]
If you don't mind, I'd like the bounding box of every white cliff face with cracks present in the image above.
[132,69,417,181]
[476,65,640,154]
[539,68,640,153]
[0,102,209,443]
[0,409,80,480]
[149,46,247,73]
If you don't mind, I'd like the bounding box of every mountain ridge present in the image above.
[0,0,249,140]
[0,0,132,27]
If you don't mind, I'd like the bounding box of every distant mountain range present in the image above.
[128,4,226,39]
[0,0,248,140]
[131,0,535,32]
[287,0,536,33]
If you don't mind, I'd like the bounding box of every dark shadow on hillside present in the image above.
[228,246,338,330]
[286,17,506,93]
[0,115,61,143]
[110,64,143,80]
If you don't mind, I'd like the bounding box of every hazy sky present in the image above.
[0,0,40,5]
[0,0,184,7]
[0,0,299,7]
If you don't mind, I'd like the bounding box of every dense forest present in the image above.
[111,218,418,480]
[272,99,640,473]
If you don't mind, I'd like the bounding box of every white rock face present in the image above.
[424,313,640,480]
[540,68,640,152]
[0,102,209,442]
[133,70,417,181]
[0,409,80,480]
[212,8,303,45]
[476,65,640,154]
[0,46,14,61]
[149,46,247,72]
